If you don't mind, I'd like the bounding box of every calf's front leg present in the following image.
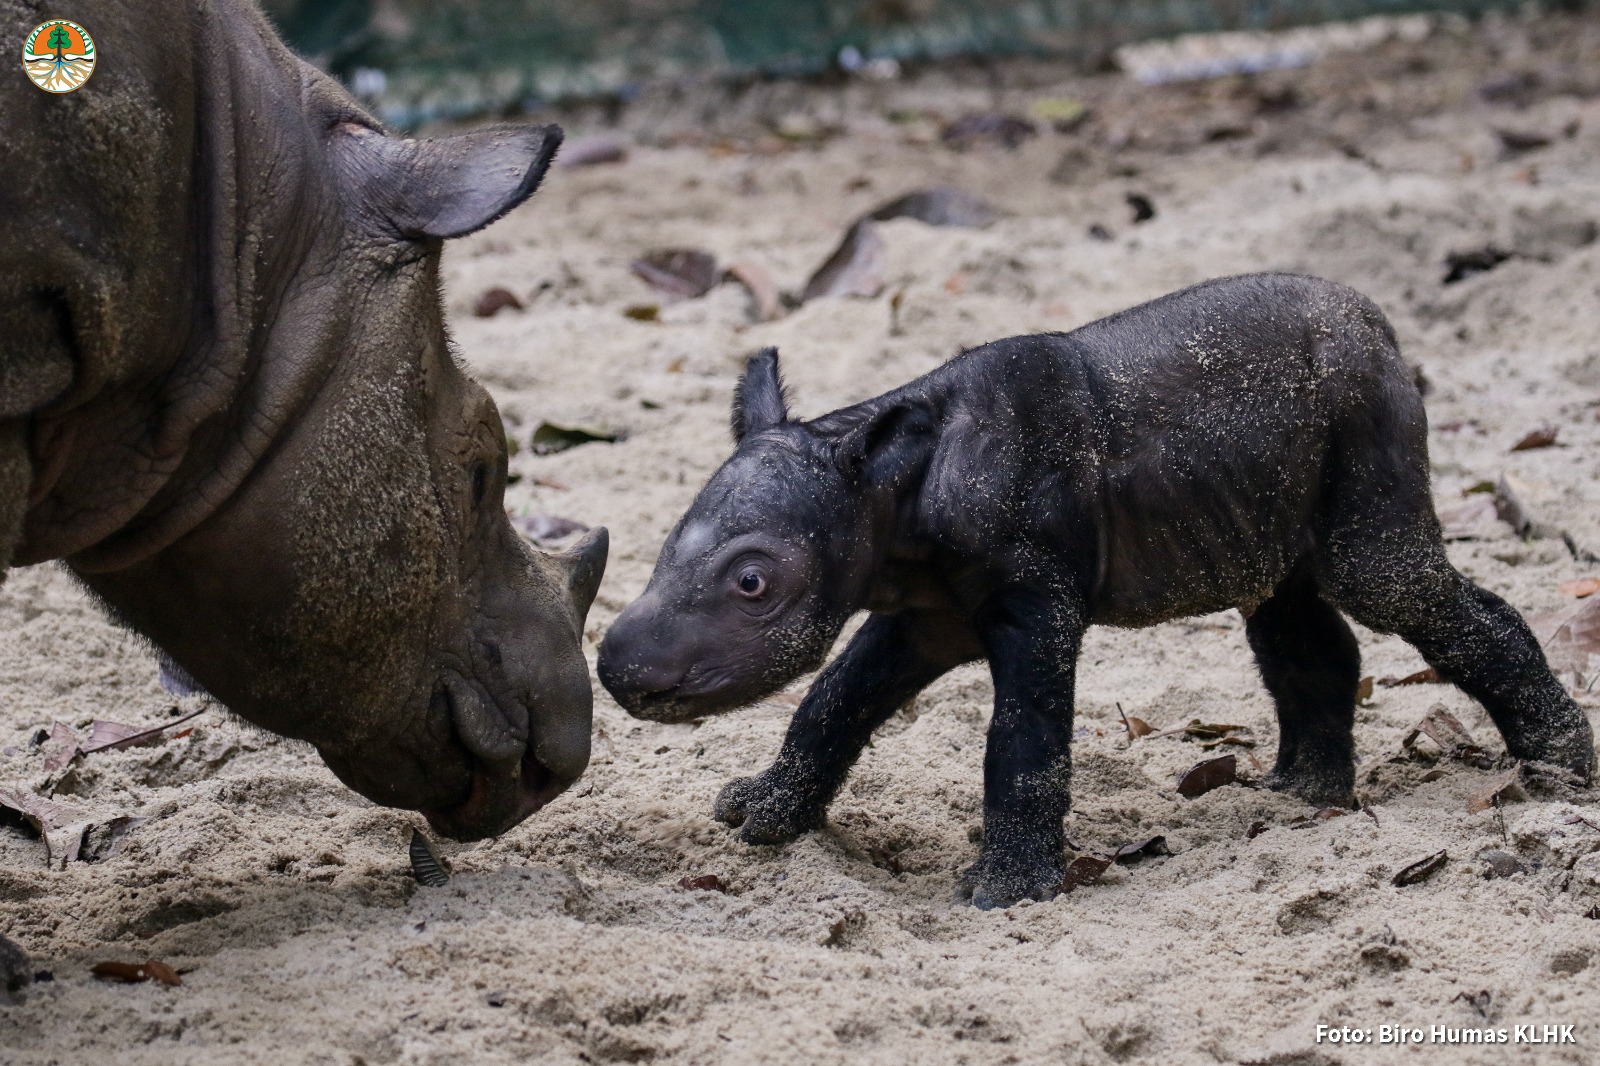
[714,609,979,844]
[958,582,1085,909]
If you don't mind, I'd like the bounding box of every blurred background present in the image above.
[261,0,1557,126]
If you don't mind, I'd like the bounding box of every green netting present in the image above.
[261,0,1530,126]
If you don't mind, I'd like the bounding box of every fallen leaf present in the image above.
[529,421,621,456]
[1392,850,1448,886]
[1420,768,1448,782]
[1117,704,1153,741]
[623,304,660,322]
[558,133,628,168]
[1530,596,1600,677]
[1443,247,1513,284]
[1246,820,1268,839]
[1437,495,1499,540]
[1510,425,1558,452]
[801,220,886,302]
[867,187,997,229]
[409,829,449,888]
[631,249,719,300]
[1495,127,1551,156]
[724,260,783,321]
[1585,905,1600,920]
[1466,767,1526,813]
[678,874,727,892]
[1058,854,1112,893]
[91,960,181,987]
[1564,812,1600,833]
[1494,474,1542,538]
[1176,754,1237,798]
[1357,676,1375,703]
[1289,807,1350,829]
[37,721,78,772]
[511,514,589,545]
[1401,706,1490,767]
[530,476,570,491]
[1149,719,1254,748]
[0,788,96,868]
[473,287,522,318]
[81,710,204,755]
[940,113,1037,151]
[1378,667,1440,687]
[1558,578,1600,598]
[1111,836,1168,863]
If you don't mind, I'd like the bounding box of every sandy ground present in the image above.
[7,10,1600,1064]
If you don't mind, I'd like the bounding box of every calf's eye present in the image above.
[737,569,768,598]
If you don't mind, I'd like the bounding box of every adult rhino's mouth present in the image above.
[420,673,573,841]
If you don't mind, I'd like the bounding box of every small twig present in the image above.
[78,709,205,755]
[1493,793,1508,844]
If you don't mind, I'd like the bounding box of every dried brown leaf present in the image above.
[1392,850,1448,886]
[1176,754,1237,798]
[472,287,522,318]
[1558,577,1600,599]
[1111,836,1168,863]
[91,960,182,987]
[631,249,719,300]
[1378,667,1441,687]
[1357,676,1375,703]
[678,874,727,893]
[1510,425,1558,452]
[1059,855,1112,893]
[725,260,783,322]
[867,187,997,229]
[801,220,886,302]
[1466,767,1526,813]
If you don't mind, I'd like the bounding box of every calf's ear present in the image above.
[331,122,563,240]
[833,403,935,487]
[731,348,790,442]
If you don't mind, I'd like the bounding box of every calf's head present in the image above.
[84,110,606,841]
[598,349,928,722]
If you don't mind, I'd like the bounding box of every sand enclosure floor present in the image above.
[7,11,1600,1064]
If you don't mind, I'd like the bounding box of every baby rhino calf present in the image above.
[598,273,1595,909]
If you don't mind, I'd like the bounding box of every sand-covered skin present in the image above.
[6,12,1600,1064]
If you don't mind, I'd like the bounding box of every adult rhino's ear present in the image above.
[331,122,563,241]
[731,348,790,443]
[833,402,935,487]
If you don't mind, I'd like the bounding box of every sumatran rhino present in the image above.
[1,0,604,943]
[598,273,1596,909]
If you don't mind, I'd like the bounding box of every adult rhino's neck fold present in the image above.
[20,0,339,575]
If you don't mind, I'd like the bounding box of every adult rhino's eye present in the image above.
[736,569,768,598]
[470,461,490,509]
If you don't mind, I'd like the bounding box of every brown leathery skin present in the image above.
[0,0,606,843]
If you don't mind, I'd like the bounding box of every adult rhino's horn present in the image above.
[554,527,608,621]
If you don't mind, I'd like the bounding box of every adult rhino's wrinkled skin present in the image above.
[0,0,607,859]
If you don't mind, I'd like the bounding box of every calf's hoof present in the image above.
[711,770,825,846]
[954,853,1064,911]
[0,934,31,1004]
[1263,761,1355,809]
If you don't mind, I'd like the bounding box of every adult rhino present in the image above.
[0,0,605,989]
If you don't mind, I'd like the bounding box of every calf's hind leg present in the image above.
[1246,566,1361,806]
[1322,536,1595,778]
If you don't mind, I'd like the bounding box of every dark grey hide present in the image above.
[598,272,1595,909]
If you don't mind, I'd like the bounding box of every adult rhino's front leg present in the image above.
[958,577,1085,909]
[0,933,30,1004]
[715,609,978,844]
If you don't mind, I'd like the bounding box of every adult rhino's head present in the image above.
[74,90,605,840]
